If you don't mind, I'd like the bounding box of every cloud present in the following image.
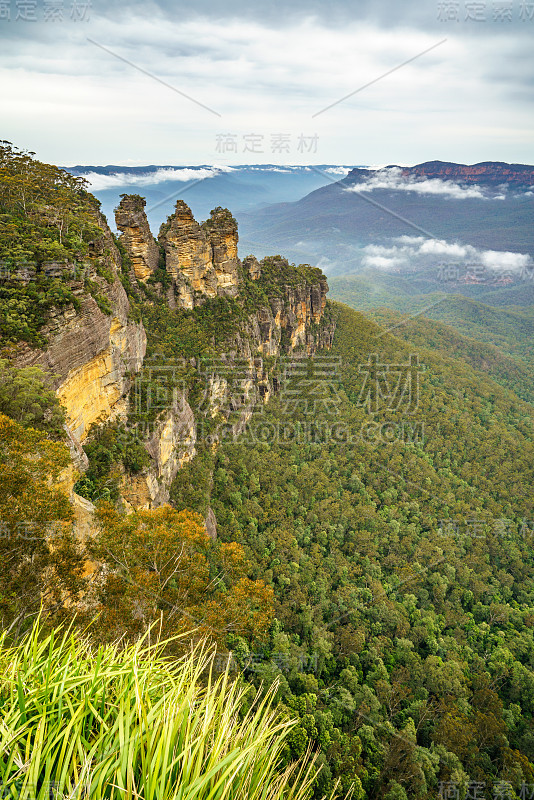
[72,0,534,36]
[79,166,234,191]
[0,6,532,165]
[346,167,490,200]
[363,254,406,269]
[418,240,469,257]
[325,167,353,176]
[361,235,533,275]
[245,166,317,172]
[480,249,531,272]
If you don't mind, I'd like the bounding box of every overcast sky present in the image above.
[1,0,533,166]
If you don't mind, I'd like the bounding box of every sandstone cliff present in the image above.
[109,202,335,510]
[12,214,146,446]
[400,161,534,186]
[345,160,534,188]
[0,145,336,578]
[201,206,240,296]
[121,396,197,509]
[246,257,333,356]
[20,193,335,519]
[116,199,333,358]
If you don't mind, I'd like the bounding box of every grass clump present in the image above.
[0,622,327,800]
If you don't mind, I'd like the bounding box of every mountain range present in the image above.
[64,164,355,236]
[3,143,534,799]
[238,160,534,284]
[346,160,534,186]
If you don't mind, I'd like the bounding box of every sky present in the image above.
[1,0,533,166]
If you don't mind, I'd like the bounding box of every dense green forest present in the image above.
[2,144,534,799]
[329,273,534,371]
[118,296,534,798]
[183,303,534,800]
[350,308,534,407]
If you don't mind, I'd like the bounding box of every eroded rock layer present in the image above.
[13,221,146,444]
[115,195,160,281]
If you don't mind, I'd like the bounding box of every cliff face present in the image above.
[201,207,240,296]
[109,205,334,509]
[346,160,534,188]
[263,279,330,355]
[1,146,337,566]
[122,396,197,509]
[21,193,335,518]
[401,161,534,186]
[116,201,332,356]
[115,195,160,281]
[244,255,261,281]
[250,280,333,357]
[12,215,146,445]
[155,203,332,354]
[56,311,145,443]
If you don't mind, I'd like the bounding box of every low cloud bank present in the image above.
[362,235,532,276]
[80,166,235,192]
[347,167,493,200]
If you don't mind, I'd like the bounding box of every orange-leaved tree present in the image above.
[91,503,274,648]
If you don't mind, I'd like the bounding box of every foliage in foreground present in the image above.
[0,413,84,634]
[0,622,328,800]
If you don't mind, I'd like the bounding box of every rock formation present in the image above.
[16,192,335,515]
[244,257,333,356]
[201,207,240,296]
[401,161,534,186]
[158,201,240,306]
[121,394,197,509]
[115,195,160,281]
[243,255,261,281]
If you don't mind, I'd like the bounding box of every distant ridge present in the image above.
[345,160,534,186]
